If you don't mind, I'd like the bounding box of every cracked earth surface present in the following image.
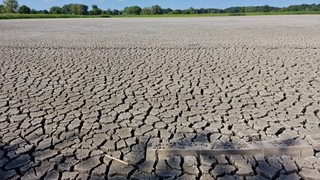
[0,16,320,179]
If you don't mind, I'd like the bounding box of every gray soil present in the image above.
[0,15,320,179]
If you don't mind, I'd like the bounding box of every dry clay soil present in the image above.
[1,15,320,179]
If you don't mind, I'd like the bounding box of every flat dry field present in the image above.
[0,15,320,179]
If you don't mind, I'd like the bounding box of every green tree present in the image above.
[162,8,172,14]
[123,6,141,15]
[183,7,195,14]
[3,0,19,13]
[262,5,271,12]
[170,9,182,14]
[224,7,241,13]
[0,5,4,13]
[71,4,88,15]
[62,4,88,15]
[90,4,102,15]
[103,8,114,15]
[38,9,49,14]
[18,5,30,14]
[309,4,320,11]
[151,5,162,14]
[244,6,257,13]
[50,6,62,14]
[30,8,37,14]
[113,9,120,15]
[141,7,151,15]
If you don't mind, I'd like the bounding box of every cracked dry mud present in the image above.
[0,15,320,179]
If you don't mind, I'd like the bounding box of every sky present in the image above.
[18,0,320,10]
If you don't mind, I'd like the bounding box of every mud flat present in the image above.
[0,15,320,179]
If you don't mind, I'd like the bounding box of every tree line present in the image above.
[1,0,320,15]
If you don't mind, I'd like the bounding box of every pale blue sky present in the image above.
[18,0,320,10]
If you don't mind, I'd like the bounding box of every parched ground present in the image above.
[0,15,320,179]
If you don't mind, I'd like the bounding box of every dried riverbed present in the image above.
[0,16,320,179]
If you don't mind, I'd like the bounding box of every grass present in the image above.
[110,13,230,18]
[0,13,110,19]
[237,11,320,15]
[112,11,320,18]
[0,11,319,19]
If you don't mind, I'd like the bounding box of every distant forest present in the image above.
[1,0,320,15]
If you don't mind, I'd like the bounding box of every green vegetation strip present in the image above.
[0,13,110,19]
[0,11,320,19]
[111,11,320,18]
